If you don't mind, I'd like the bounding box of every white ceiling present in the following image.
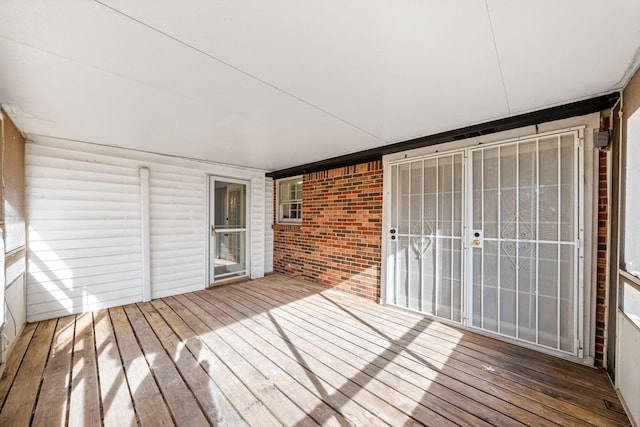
[1,0,639,172]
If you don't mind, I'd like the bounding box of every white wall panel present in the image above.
[26,137,267,321]
[149,166,205,299]
[250,177,265,279]
[26,144,142,321]
[3,274,26,363]
[617,313,640,426]
[264,177,274,273]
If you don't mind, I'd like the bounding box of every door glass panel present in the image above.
[211,179,247,282]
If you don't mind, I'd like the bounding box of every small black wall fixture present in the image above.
[267,92,620,179]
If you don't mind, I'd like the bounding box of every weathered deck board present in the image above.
[69,312,101,427]
[109,306,173,427]
[175,293,349,427]
[0,320,56,427]
[0,274,631,426]
[151,299,280,427]
[245,279,628,426]
[180,293,385,426]
[208,288,481,426]
[0,322,37,410]
[164,296,306,426]
[93,309,136,427]
[124,304,211,427]
[32,315,74,427]
[136,301,244,426]
[221,286,542,426]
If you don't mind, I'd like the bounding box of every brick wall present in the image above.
[273,161,383,301]
[594,114,611,368]
[595,148,608,367]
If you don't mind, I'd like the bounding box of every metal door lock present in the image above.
[472,230,483,248]
[389,228,397,241]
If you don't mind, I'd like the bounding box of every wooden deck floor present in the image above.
[0,274,630,426]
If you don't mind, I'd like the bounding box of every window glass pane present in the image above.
[293,182,302,200]
[282,204,292,219]
[624,110,640,277]
[280,182,292,202]
[278,177,303,222]
[622,277,640,327]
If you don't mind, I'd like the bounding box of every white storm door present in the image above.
[469,132,582,355]
[386,130,583,356]
[209,177,248,284]
[387,153,465,322]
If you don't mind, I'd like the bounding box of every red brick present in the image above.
[274,160,382,301]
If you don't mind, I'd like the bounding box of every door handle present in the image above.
[211,225,216,236]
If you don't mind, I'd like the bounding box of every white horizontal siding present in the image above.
[26,137,268,320]
[250,177,265,279]
[264,177,274,273]
[149,165,205,299]
[26,144,143,321]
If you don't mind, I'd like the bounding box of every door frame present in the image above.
[382,123,593,361]
[207,175,251,286]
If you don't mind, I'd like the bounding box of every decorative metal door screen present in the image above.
[387,131,582,355]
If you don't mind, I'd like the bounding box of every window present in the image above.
[621,96,640,327]
[623,107,640,279]
[277,176,302,223]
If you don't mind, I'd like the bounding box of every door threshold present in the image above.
[209,275,250,288]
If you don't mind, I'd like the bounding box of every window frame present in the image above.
[276,175,303,224]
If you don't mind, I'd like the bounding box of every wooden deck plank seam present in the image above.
[91,312,106,425]
[142,298,238,424]
[64,316,76,427]
[166,298,277,422]
[150,297,264,425]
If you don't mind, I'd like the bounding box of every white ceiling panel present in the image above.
[488,0,640,113]
[97,0,511,142]
[1,0,639,171]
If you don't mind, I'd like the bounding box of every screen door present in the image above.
[469,134,580,353]
[209,177,248,284]
[387,130,582,355]
[387,152,464,322]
